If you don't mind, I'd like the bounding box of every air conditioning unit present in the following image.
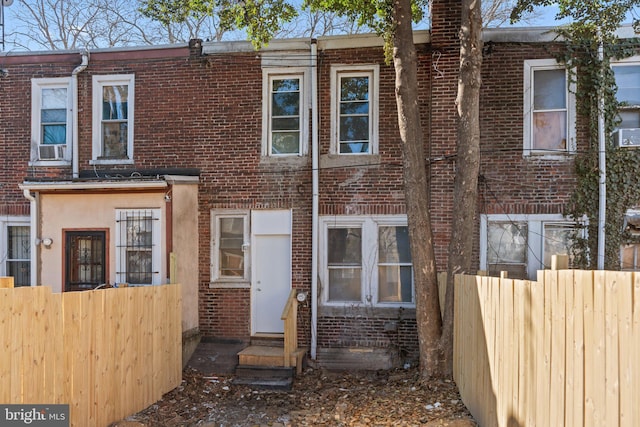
[38,144,66,160]
[613,128,640,148]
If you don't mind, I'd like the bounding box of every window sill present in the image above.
[29,160,71,167]
[209,281,250,289]
[523,151,575,161]
[319,304,416,318]
[90,158,134,166]
[320,153,380,169]
[259,155,308,167]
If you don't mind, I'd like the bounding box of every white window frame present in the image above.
[30,77,72,165]
[115,209,162,286]
[262,67,309,156]
[210,209,250,284]
[319,215,414,307]
[330,65,379,155]
[0,218,31,287]
[480,213,582,279]
[523,59,576,158]
[611,56,640,133]
[91,74,135,165]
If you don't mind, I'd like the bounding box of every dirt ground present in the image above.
[121,365,477,426]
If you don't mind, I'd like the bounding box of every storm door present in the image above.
[65,231,106,292]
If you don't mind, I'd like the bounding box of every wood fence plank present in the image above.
[633,273,640,427]
[549,270,567,427]
[572,270,587,427]
[93,290,113,427]
[10,287,26,403]
[540,271,553,426]
[584,271,606,427]
[531,275,544,425]
[605,272,622,427]
[618,272,633,427]
[514,280,526,425]
[0,289,12,403]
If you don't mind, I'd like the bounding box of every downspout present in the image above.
[72,51,89,179]
[597,36,606,270]
[23,189,38,286]
[310,39,319,359]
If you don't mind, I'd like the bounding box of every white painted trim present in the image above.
[210,209,250,285]
[30,77,72,166]
[261,67,309,157]
[319,215,413,308]
[92,74,135,163]
[330,64,380,155]
[20,181,167,191]
[523,59,576,158]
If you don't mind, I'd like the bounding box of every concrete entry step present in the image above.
[232,365,295,391]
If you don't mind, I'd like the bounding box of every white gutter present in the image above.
[22,189,38,287]
[72,51,89,179]
[597,37,606,270]
[19,181,167,192]
[310,39,319,359]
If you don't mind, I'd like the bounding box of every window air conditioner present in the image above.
[39,144,66,160]
[613,128,640,148]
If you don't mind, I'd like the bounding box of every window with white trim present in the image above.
[523,59,576,156]
[263,69,308,156]
[211,210,250,283]
[321,216,413,306]
[611,58,640,147]
[31,78,72,164]
[92,74,134,164]
[115,209,161,285]
[480,214,582,279]
[331,65,379,155]
[0,218,31,287]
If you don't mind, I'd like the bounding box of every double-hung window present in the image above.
[331,65,379,155]
[612,59,640,146]
[115,209,161,285]
[263,70,307,156]
[480,214,582,279]
[31,78,72,163]
[211,210,250,283]
[321,216,413,306]
[92,74,134,164]
[523,59,576,156]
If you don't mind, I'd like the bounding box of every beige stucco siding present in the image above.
[39,192,167,293]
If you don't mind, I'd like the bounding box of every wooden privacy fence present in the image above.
[453,270,640,427]
[0,283,182,427]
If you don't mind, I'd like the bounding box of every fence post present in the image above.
[551,254,569,270]
[0,277,14,288]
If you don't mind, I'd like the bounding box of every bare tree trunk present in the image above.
[441,0,483,377]
[391,0,442,379]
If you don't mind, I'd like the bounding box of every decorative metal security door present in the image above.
[65,231,106,292]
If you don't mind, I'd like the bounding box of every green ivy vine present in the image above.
[558,30,640,270]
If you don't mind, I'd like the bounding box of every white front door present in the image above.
[251,210,292,334]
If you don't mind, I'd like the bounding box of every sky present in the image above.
[0,3,605,53]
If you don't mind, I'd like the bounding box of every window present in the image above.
[321,216,413,306]
[211,210,249,282]
[331,65,379,154]
[5,224,30,287]
[115,209,161,285]
[621,208,640,270]
[612,60,640,146]
[31,78,71,163]
[263,70,307,156]
[92,75,134,164]
[523,59,576,156]
[481,214,582,279]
